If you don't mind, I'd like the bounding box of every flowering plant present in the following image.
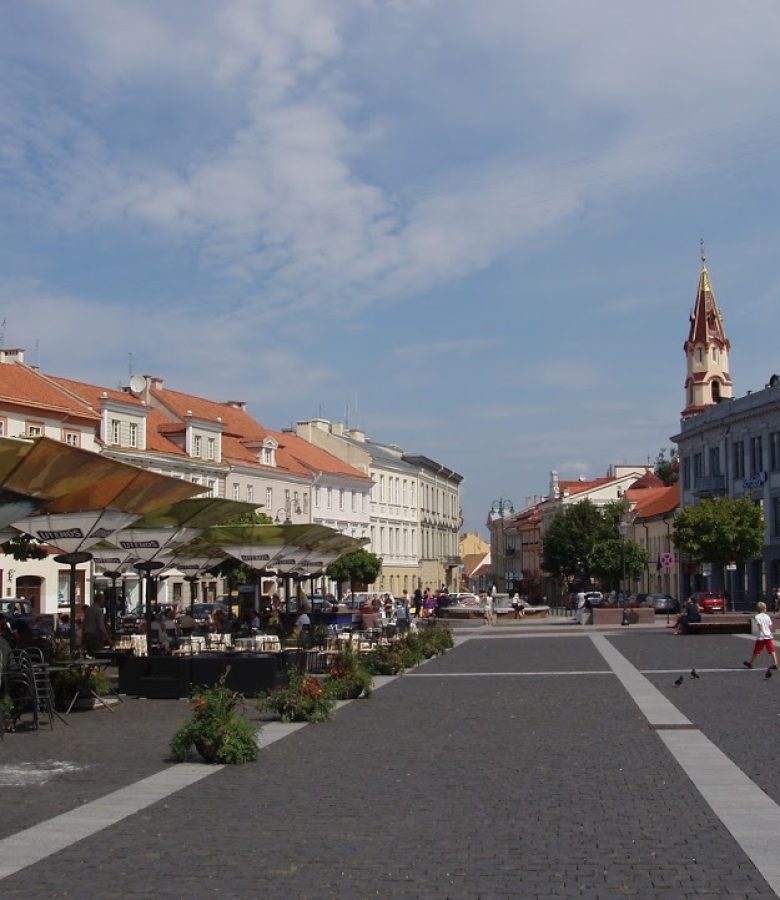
[170,677,258,764]
[259,669,335,722]
[325,646,373,700]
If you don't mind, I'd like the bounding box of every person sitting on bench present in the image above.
[673,598,701,635]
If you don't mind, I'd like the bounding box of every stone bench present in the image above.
[495,605,550,619]
[685,617,751,635]
[591,607,656,626]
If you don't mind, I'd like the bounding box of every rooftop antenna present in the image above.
[128,352,134,379]
[0,318,6,348]
[345,401,350,429]
[34,338,40,369]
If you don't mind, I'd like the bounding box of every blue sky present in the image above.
[2,1,780,536]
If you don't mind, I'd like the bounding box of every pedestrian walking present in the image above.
[484,591,496,626]
[743,601,779,672]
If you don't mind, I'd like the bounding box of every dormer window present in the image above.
[193,435,202,457]
[260,437,277,467]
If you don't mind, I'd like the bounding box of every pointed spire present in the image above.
[687,241,726,346]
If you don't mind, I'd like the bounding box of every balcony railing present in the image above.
[693,474,726,496]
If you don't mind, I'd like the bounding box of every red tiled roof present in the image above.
[150,386,267,440]
[462,553,488,578]
[274,431,370,481]
[144,407,187,456]
[559,476,613,496]
[630,483,679,519]
[49,375,143,409]
[630,471,664,490]
[0,365,100,420]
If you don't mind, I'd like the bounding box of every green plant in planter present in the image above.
[170,680,258,764]
[50,667,110,712]
[259,670,336,722]
[1,693,14,732]
[325,648,373,700]
[364,644,405,676]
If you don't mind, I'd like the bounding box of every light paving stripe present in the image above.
[591,633,780,895]
[0,671,407,881]
[408,670,612,676]
[0,764,218,879]
[590,633,692,727]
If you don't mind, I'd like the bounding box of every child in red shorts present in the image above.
[744,601,779,672]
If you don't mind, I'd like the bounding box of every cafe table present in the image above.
[48,658,118,714]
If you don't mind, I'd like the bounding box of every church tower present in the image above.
[682,243,733,419]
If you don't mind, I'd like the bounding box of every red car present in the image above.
[690,591,725,614]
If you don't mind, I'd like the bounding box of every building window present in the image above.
[750,436,763,476]
[379,476,385,502]
[693,452,703,481]
[128,423,138,448]
[774,496,780,538]
[339,489,344,511]
[771,432,780,472]
[682,457,691,490]
[0,419,5,437]
[207,479,216,497]
[109,419,120,445]
[327,488,332,509]
[733,441,745,479]
[351,491,357,513]
[247,484,254,503]
[206,437,216,460]
[232,483,240,501]
[192,435,202,457]
[709,446,721,476]
[64,430,79,447]
[263,447,273,465]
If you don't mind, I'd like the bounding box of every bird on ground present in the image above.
[690,669,700,679]
[674,676,684,686]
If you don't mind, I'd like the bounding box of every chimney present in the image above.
[0,348,25,365]
[225,401,246,411]
[331,422,344,436]
[348,428,366,442]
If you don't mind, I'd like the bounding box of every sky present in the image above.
[2,1,780,537]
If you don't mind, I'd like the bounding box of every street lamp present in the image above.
[275,496,302,525]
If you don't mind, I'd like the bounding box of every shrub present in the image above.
[170,679,258,764]
[259,670,335,723]
[325,647,373,700]
[364,644,405,676]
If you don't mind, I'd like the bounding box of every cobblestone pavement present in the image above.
[1,632,778,898]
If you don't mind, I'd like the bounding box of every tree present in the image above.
[541,500,604,582]
[2,532,47,562]
[673,497,764,567]
[654,447,679,486]
[326,549,382,599]
[587,537,650,589]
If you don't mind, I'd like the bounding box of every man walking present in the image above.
[81,593,112,656]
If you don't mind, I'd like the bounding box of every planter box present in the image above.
[591,607,655,626]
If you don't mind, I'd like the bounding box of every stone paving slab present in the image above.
[418,635,608,674]
[1,635,776,898]
[607,631,751,673]
[0,697,194,839]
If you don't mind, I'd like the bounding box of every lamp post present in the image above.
[54,551,93,658]
[488,498,515,593]
[275,496,302,525]
[135,560,165,650]
[102,570,124,635]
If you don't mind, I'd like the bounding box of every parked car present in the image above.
[689,591,725,614]
[648,593,679,614]
[0,598,36,628]
[583,591,604,608]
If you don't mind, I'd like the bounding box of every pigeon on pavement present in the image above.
[690,669,700,679]
[674,676,684,686]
